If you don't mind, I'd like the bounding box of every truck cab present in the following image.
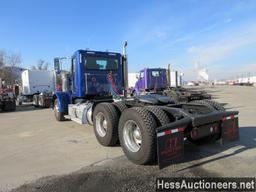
[53,49,125,123]
[69,50,124,98]
[133,68,167,95]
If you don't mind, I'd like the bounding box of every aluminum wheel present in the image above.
[123,120,142,152]
[54,101,59,113]
[95,112,108,137]
[33,97,37,105]
[39,96,43,107]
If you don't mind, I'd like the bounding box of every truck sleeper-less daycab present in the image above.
[53,44,239,169]
[133,68,212,103]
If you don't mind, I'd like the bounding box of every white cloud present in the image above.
[180,25,256,80]
[187,25,256,65]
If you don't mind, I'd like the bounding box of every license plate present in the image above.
[157,127,184,169]
[221,115,239,144]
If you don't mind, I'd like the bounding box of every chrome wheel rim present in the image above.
[54,101,59,113]
[33,98,37,105]
[95,112,107,137]
[123,120,142,152]
[39,97,43,106]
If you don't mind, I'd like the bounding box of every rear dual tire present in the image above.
[93,103,172,165]
[203,99,225,111]
[118,106,171,165]
[188,100,224,145]
[190,99,225,111]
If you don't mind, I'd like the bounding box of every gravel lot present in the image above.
[0,85,255,192]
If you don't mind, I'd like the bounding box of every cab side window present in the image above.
[71,57,76,92]
[71,57,76,75]
[152,71,160,77]
[140,71,144,78]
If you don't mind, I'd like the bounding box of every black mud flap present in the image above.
[221,113,239,144]
[156,117,191,169]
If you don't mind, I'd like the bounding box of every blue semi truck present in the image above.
[52,43,239,169]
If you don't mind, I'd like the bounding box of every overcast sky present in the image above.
[1,0,256,80]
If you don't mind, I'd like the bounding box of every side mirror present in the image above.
[54,58,60,71]
[136,74,139,79]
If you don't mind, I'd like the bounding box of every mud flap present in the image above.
[156,117,191,169]
[221,114,239,144]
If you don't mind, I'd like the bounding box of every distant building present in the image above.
[238,76,256,84]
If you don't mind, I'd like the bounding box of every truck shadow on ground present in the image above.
[11,127,256,192]
[0,106,41,113]
[15,105,45,113]
[178,126,256,171]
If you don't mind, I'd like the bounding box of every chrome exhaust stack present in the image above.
[167,64,171,87]
[122,41,128,98]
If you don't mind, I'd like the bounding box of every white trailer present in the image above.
[170,71,178,87]
[128,72,139,88]
[18,70,55,107]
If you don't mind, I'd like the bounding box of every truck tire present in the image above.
[197,100,223,141]
[38,95,45,108]
[54,99,65,121]
[189,100,215,110]
[113,101,127,114]
[33,95,39,108]
[3,100,16,111]
[118,107,157,165]
[144,106,170,126]
[93,102,119,146]
[203,100,225,111]
[188,100,220,144]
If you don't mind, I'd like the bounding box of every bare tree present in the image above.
[31,59,49,70]
[7,53,22,67]
[0,50,22,84]
[0,50,6,69]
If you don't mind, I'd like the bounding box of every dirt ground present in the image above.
[0,85,255,192]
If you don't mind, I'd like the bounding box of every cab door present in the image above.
[71,56,77,96]
[137,70,146,90]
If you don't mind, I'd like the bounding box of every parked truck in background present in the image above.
[17,70,55,108]
[52,43,239,169]
[132,68,213,103]
[0,78,16,112]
